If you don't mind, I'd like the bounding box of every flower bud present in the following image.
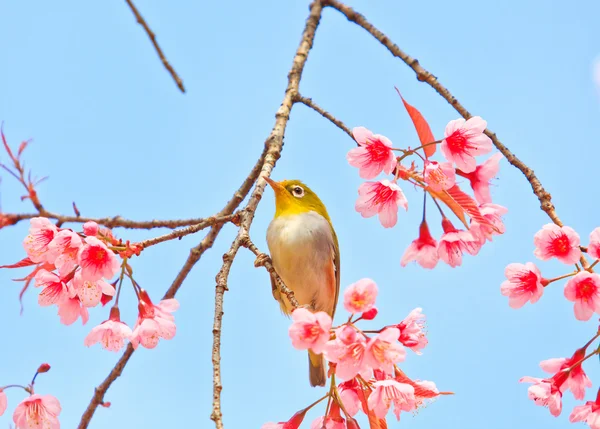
[37,363,51,373]
[83,221,99,236]
[361,307,378,320]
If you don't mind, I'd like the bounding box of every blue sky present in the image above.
[1,0,600,428]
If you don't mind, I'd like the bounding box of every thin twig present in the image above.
[295,94,353,139]
[324,0,563,227]
[124,0,185,93]
[76,146,268,429]
[210,2,324,427]
[137,213,238,249]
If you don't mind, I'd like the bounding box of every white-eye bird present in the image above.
[264,177,340,387]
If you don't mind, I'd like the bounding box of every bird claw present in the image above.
[254,253,272,268]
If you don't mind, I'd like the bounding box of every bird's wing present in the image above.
[330,228,341,321]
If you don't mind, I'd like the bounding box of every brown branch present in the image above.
[124,0,185,93]
[242,237,299,309]
[3,211,215,230]
[137,213,238,249]
[295,94,353,139]
[210,2,324,427]
[76,146,268,429]
[324,0,563,227]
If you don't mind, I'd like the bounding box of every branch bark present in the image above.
[295,94,353,139]
[209,2,324,427]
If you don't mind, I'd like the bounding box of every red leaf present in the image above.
[356,383,388,429]
[0,257,36,269]
[446,185,498,232]
[395,88,436,157]
[426,187,468,229]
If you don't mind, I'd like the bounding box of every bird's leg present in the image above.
[254,252,272,268]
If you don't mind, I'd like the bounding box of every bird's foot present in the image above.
[254,252,272,268]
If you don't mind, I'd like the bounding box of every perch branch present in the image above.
[295,94,353,139]
[210,2,324,427]
[124,0,185,93]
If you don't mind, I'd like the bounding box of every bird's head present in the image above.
[264,177,331,220]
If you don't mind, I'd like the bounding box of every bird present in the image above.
[264,177,340,387]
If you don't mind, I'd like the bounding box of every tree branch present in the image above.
[210,2,324,427]
[324,0,564,227]
[124,0,185,93]
[295,94,353,139]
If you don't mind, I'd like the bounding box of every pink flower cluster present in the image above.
[3,217,179,353]
[263,279,446,428]
[502,225,600,427]
[347,100,506,269]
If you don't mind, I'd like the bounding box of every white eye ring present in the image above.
[292,186,304,198]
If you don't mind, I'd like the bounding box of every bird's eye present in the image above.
[292,186,304,198]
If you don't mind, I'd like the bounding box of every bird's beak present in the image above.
[264,176,285,195]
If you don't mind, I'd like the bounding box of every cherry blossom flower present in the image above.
[47,229,82,276]
[343,278,378,314]
[0,389,6,416]
[83,221,99,236]
[520,376,564,417]
[368,379,416,420]
[564,271,600,321]
[533,224,581,265]
[347,127,396,179]
[437,218,480,267]
[12,394,61,429]
[131,292,179,349]
[338,379,363,416]
[23,217,58,263]
[355,180,408,228]
[288,308,332,354]
[540,349,592,400]
[570,398,600,429]
[440,116,493,173]
[396,308,428,354]
[261,410,306,429]
[323,325,368,380]
[469,203,507,244]
[423,161,455,191]
[588,227,600,260]
[456,152,503,203]
[34,269,70,306]
[365,328,406,375]
[57,296,89,325]
[500,262,546,309]
[77,236,120,281]
[84,307,133,352]
[72,272,115,308]
[400,220,438,269]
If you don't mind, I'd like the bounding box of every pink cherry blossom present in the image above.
[533,224,581,265]
[343,278,378,314]
[84,307,133,352]
[347,127,396,179]
[570,401,600,429]
[0,389,6,416]
[400,221,438,269]
[83,221,99,236]
[456,152,503,203]
[469,203,507,244]
[288,308,332,354]
[440,116,493,173]
[260,424,283,429]
[437,218,480,267]
[540,349,592,400]
[57,296,89,325]
[323,325,368,380]
[72,272,115,308]
[34,269,70,306]
[500,262,545,309]
[47,229,82,276]
[22,217,58,263]
[368,379,416,421]
[423,161,455,191]
[310,416,345,429]
[131,294,179,350]
[364,328,406,375]
[588,227,600,260]
[338,379,362,417]
[12,394,61,429]
[396,308,428,354]
[355,180,408,228]
[77,236,120,281]
[564,271,600,321]
[520,376,563,417]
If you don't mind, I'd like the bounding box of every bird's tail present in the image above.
[308,350,327,387]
